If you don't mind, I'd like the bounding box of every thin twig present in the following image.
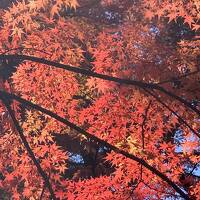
[142,180,182,198]
[141,101,152,149]
[144,89,200,138]
[1,47,52,56]
[39,184,46,200]
[187,163,200,177]
[39,172,51,200]
[157,70,200,85]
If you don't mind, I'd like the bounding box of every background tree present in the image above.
[0,0,199,199]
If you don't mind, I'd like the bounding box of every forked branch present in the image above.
[0,90,190,200]
[0,54,199,116]
[0,96,56,200]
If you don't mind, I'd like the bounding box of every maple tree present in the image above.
[0,0,200,199]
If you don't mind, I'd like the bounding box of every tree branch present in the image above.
[1,47,52,56]
[0,90,190,200]
[0,97,56,200]
[39,172,51,200]
[142,180,182,198]
[143,88,200,139]
[0,54,199,116]
[141,101,152,149]
[39,184,46,200]
[157,70,200,85]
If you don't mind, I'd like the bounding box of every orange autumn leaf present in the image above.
[0,0,199,199]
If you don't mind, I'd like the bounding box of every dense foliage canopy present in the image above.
[0,0,199,199]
